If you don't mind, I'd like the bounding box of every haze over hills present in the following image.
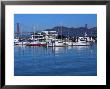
[45,25,97,37]
[14,24,97,38]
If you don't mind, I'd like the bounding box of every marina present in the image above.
[14,14,97,76]
[14,28,97,76]
[14,30,96,47]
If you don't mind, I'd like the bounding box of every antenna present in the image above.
[33,25,36,40]
[60,22,63,41]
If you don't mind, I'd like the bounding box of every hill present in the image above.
[45,26,97,37]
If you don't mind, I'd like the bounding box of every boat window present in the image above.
[80,37,87,41]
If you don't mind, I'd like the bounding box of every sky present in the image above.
[14,14,97,32]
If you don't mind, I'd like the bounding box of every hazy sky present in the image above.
[14,14,97,32]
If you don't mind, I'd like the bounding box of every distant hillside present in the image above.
[45,26,97,37]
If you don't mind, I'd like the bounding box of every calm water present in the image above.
[14,44,97,76]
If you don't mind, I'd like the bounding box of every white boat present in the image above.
[26,33,47,46]
[26,39,47,46]
[14,38,30,45]
[73,37,91,46]
[54,40,65,47]
[64,41,73,46]
[73,41,90,46]
[47,39,65,47]
[14,38,28,45]
[15,41,28,45]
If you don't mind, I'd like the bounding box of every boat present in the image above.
[26,42,47,46]
[64,40,73,46]
[14,41,28,45]
[54,40,65,47]
[47,39,66,47]
[26,32,47,46]
[26,39,47,46]
[73,37,91,46]
[14,38,28,45]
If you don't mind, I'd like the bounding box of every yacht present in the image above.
[14,38,28,45]
[73,37,91,46]
[47,39,65,47]
[26,39,47,46]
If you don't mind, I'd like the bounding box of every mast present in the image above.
[33,25,36,41]
[85,24,88,37]
[61,25,62,41]
[68,30,69,42]
[60,22,63,41]
[21,24,22,39]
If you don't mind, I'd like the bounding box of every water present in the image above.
[14,44,97,76]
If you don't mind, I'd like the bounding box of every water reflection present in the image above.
[15,44,96,58]
[72,46,89,50]
[14,43,97,76]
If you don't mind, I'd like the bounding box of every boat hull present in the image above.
[14,42,27,45]
[26,44,47,46]
[73,42,91,46]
